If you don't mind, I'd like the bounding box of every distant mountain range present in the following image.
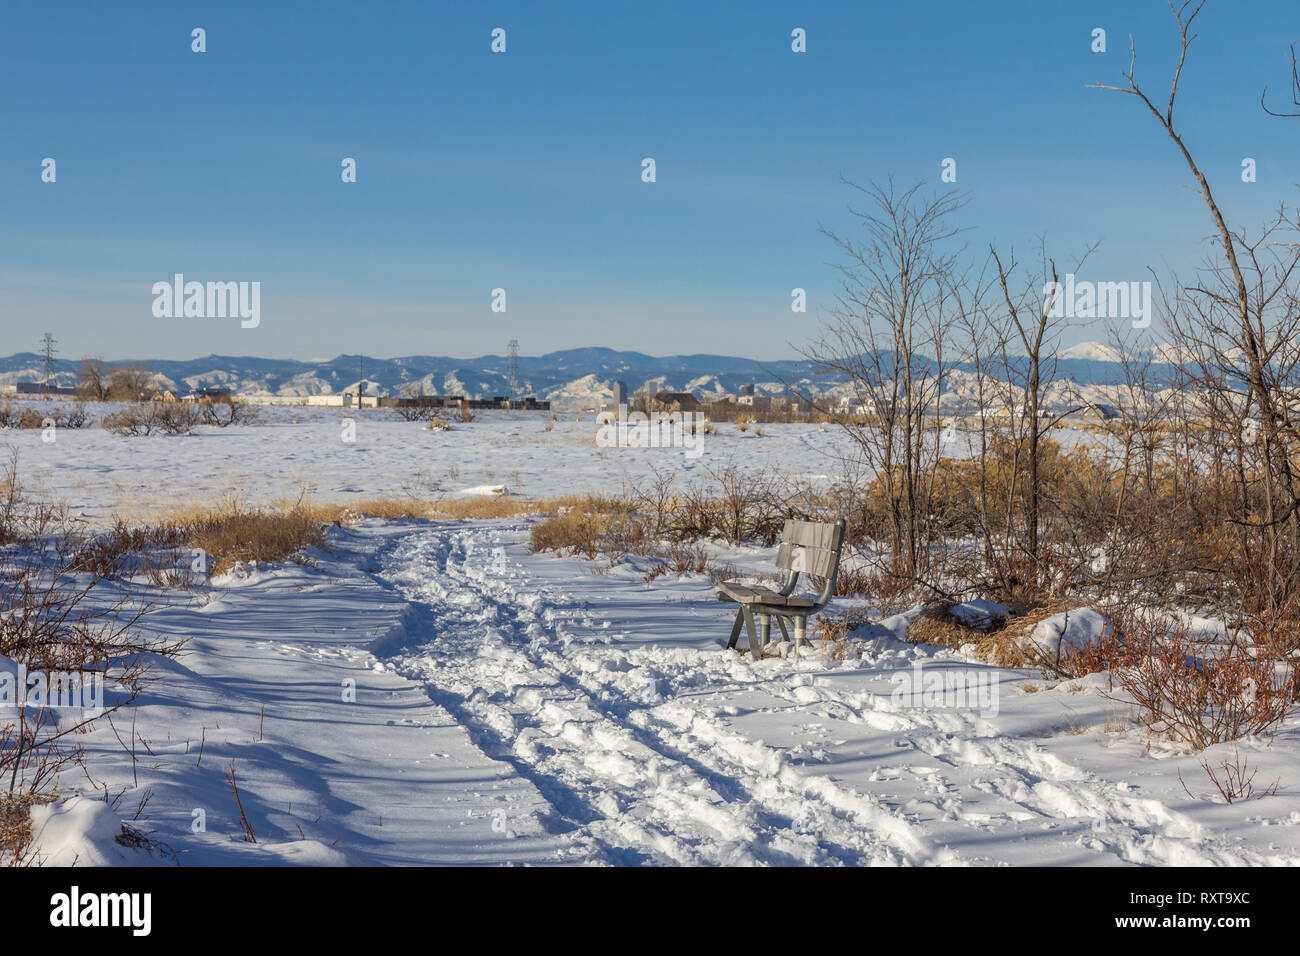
[0,344,1179,410]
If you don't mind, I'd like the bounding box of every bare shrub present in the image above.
[102,405,157,436]
[55,407,88,429]
[1182,749,1280,804]
[198,398,261,428]
[0,467,187,852]
[103,401,202,436]
[641,541,712,582]
[528,499,642,560]
[76,357,110,401]
[0,404,89,431]
[395,403,438,422]
[105,362,155,402]
[1108,612,1298,749]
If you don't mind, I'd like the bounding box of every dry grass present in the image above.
[906,602,989,651]
[0,793,56,866]
[901,599,1085,670]
[333,492,601,523]
[528,498,643,560]
[95,489,640,579]
[814,605,876,642]
[427,495,580,521]
[971,600,1072,668]
[971,631,1037,668]
[188,508,328,576]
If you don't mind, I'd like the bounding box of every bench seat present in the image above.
[715,583,817,607]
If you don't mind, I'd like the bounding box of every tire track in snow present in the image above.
[372,523,953,866]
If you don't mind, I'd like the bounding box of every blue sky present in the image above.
[1,0,1296,361]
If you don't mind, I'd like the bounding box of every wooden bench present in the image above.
[715,518,846,659]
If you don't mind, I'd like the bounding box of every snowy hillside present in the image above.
[0,342,1179,411]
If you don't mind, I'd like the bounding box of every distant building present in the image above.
[610,380,628,414]
[773,392,812,415]
[15,381,75,396]
[839,395,872,415]
[181,387,233,403]
[379,396,446,409]
[738,385,771,414]
[650,391,699,413]
[1082,402,1121,421]
[512,396,551,410]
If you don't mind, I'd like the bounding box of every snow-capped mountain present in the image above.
[0,342,1179,411]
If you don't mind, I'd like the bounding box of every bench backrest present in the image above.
[776,519,845,580]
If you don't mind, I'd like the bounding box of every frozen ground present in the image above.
[4,409,1297,866]
[19,517,1300,867]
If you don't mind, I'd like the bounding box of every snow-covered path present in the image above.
[372,521,1300,866]
[376,525,941,865]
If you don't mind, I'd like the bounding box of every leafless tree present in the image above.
[1261,40,1300,118]
[1091,0,1300,614]
[989,238,1096,587]
[75,357,109,402]
[804,178,966,584]
[106,362,155,402]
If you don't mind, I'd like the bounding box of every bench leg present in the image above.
[726,608,744,649]
[759,613,771,649]
[741,606,764,659]
[793,617,806,659]
[775,616,790,645]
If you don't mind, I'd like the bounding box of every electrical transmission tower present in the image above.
[507,339,520,399]
[41,333,57,391]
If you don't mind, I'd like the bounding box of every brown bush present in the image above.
[0,792,57,866]
[1108,610,1298,749]
[102,401,202,436]
[186,507,329,576]
[1,462,188,827]
[641,541,712,582]
[906,602,990,651]
[198,398,261,428]
[528,499,643,560]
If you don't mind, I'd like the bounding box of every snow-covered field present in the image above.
[5,408,1299,866]
[9,404,1108,526]
[12,405,847,523]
